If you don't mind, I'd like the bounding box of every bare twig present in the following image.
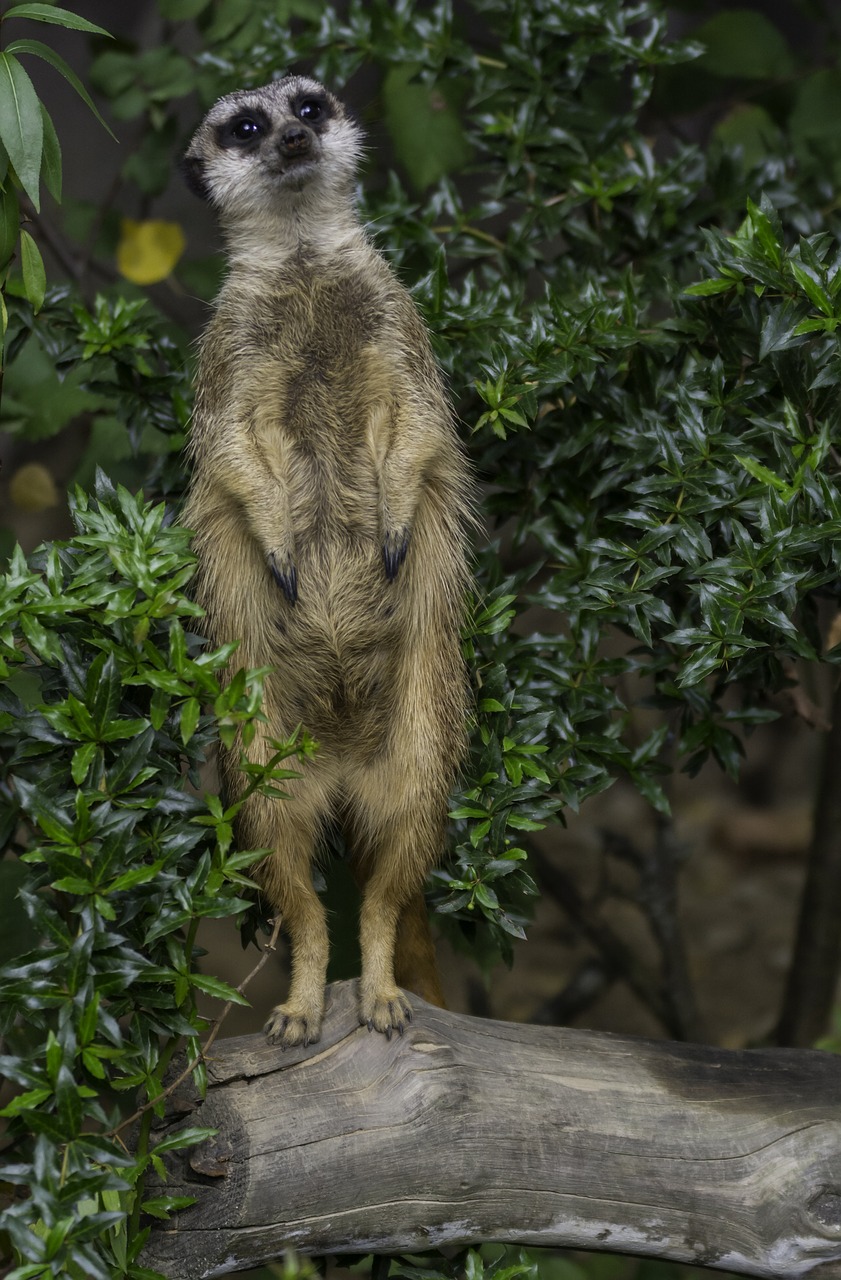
[21,200,84,285]
[109,915,283,1139]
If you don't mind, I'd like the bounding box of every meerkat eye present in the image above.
[297,98,325,123]
[228,116,264,143]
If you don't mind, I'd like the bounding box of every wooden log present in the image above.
[143,979,841,1280]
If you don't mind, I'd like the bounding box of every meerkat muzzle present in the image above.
[278,125,314,158]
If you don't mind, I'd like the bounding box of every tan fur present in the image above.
[182,77,473,1046]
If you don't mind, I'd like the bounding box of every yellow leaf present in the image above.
[116,218,185,285]
[10,462,58,513]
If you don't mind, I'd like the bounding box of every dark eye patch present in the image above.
[217,110,270,149]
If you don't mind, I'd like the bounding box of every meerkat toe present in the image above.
[361,988,413,1037]
[264,1003,320,1048]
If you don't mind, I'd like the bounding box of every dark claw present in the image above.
[264,1013,287,1045]
[268,553,298,605]
[388,1002,404,1036]
[383,527,409,582]
[367,1019,374,1032]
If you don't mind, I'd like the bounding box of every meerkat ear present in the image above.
[180,153,211,201]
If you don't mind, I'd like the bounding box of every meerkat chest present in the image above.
[239,270,393,441]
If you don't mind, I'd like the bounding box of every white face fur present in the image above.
[183,76,363,237]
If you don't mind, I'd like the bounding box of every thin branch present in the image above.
[525,840,676,1034]
[21,201,84,285]
[776,677,841,1046]
[108,915,283,1139]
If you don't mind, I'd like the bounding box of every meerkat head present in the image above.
[182,76,362,235]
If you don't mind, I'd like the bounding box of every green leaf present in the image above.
[0,52,43,208]
[695,9,794,79]
[71,742,97,785]
[464,1250,484,1280]
[179,697,201,744]
[791,69,841,149]
[39,102,61,201]
[19,228,46,312]
[151,1125,218,1154]
[746,196,781,268]
[88,651,121,734]
[790,261,833,317]
[793,317,833,336]
[1,5,111,37]
[713,104,781,168]
[736,454,794,500]
[190,972,249,1005]
[139,1195,197,1220]
[0,1085,52,1116]
[382,63,472,190]
[683,276,736,297]
[0,184,19,267]
[5,38,117,139]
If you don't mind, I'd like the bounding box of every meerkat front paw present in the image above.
[382,527,410,582]
[268,550,298,604]
[360,986,413,1039]
[264,1001,321,1048]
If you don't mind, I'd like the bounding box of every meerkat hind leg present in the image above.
[350,858,445,1009]
[358,852,415,1036]
[251,779,333,1048]
[352,797,444,1036]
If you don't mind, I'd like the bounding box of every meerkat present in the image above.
[181,76,474,1048]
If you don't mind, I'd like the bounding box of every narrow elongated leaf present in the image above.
[179,696,200,744]
[88,652,121,734]
[19,229,45,311]
[1,4,111,37]
[0,184,19,266]
[151,1126,218,1154]
[6,38,116,139]
[0,53,42,208]
[39,102,61,201]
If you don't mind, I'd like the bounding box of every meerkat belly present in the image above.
[274,552,406,747]
[284,434,380,548]
[264,406,406,740]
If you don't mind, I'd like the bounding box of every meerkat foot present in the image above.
[264,1002,321,1048]
[267,551,298,604]
[382,527,410,582]
[360,987,413,1039]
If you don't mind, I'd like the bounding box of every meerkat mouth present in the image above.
[270,155,319,188]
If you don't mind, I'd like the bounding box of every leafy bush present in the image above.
[0,475,311,1277]
[2,0,841,1277]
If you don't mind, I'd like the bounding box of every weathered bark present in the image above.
[143,980,841,1280]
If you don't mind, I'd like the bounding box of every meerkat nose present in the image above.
[279,126,313,158]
